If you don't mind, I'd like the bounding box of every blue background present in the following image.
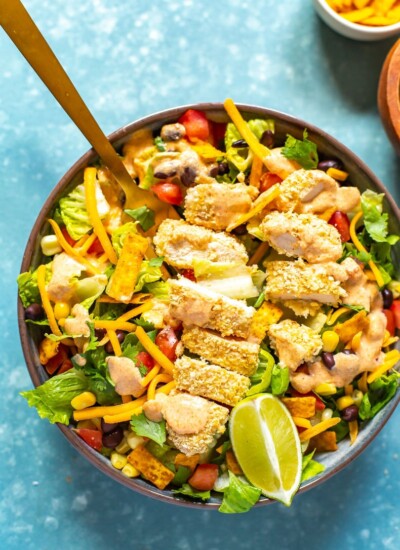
[1,1,399,548]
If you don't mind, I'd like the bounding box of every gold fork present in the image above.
[0,0,179,230]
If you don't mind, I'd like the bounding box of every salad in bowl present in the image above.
[18,101,400,512]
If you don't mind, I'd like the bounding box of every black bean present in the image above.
[95,328,106,340]
[261,130,275,149]
[209,165,219,178]
[317,159,343,172]
[231,139,248,148]
[321,352,335,369]
[341,404,359,422]
[102,427,124,449]
[105,330,126,354]
[160,123,186,142]
[232,224,247,236]
[342,349,355,355]
[382,288,394,309]
[218,162,230,175]
[101,418,120,434]
[180,166,197,187]
[25,303,45,321]
[154,169,177,179]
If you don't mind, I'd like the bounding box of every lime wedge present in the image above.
[229,393,302,506]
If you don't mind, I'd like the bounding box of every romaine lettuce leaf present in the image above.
[135,260,163,292]
[111,222,138,255]
[247,348,275,396]
[144,281,170,300]
[193,259,259,299]
[20,369,89,424]
[219,472,261,514]
[17,270,41,308]
[359,373,399,421]
[271,364,290,395]
[75,274,108,310]
[172,484,211,501]
[225,119,274,172]
[361,190,400,245]
[301,451,325,482]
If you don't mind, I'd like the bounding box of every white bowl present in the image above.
[313,0,400,41]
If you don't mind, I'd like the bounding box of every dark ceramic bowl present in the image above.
[18,103,400,509]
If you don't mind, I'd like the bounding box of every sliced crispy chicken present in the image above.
[260,211,342,263]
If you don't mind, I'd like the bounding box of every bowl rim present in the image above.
[18,101,400,509]
[314,0,400,35]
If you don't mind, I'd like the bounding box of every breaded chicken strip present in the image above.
[174,356,250,406]
[273,169,360,214]
[153,219,248,269]
[265,259,347,307]
[260,211,342,263]
[169,278,255,338]
[184,182,257,231]
[181,326,259,376]
[268,320,322,371]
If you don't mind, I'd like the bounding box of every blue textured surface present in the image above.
[1,1,399,548]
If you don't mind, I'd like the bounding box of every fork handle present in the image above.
[0,0,134,189]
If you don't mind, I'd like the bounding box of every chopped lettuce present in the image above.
[130,412,166,446]
[301,451,325,482]
[134,260,163,292]
[172,484,211,502]
[125,205,155,232]
[144,281,170,300]
[282,129,318,170]
[75,274,108,310]
[20,369,89,424]
[17,270,41,308]
[225,119,274,172]
[111,222,138,255]
[361,190,400,245]
[193,259,259,300]
[219,472,261,514]
[359,373,399,421]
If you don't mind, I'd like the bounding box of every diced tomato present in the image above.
[136,351,155,372]
[181,269,196,282]
[188,463,219,491]
[87,237,104,256]
[57,358,73,374]
[328,211,350,242]
[152,182,183,206]
[61,227,76,246]
[259,172,283,193]
[155,327,179,361]
[45,344,69,376]
[211,122,227,149]
[291,389,326,411]
[389,300,400,330]
[178,109,210,142]
[383,309,395,336]
[75,428,102,452]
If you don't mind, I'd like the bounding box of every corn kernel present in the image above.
[315,383,337,396]
[352,389,363,407]
[54,301,70,320]
[41,234,62,256]
[71,391,97,410]
[111,452,128,470]
[336,395,354,411]
[322,330,340,353]
[326,167,349,181]
[121,463,140,478]
[115,439,131,455]
[321,407,333,421]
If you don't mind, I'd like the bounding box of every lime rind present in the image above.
[229,393,302,506]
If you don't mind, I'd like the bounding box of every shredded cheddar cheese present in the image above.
[224,98,271,165]
[83,167,118,265]
[94,320,136,332]
[140,364,161,387]
[249,155,264,188]
[226,184,280,232]
[147,374,173,401]
[299,417,341,442]
[106,329,122,357]
[135,326,175,375]
[116,301,154,323]
[37,264,62,336]
[73,395,148,421]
